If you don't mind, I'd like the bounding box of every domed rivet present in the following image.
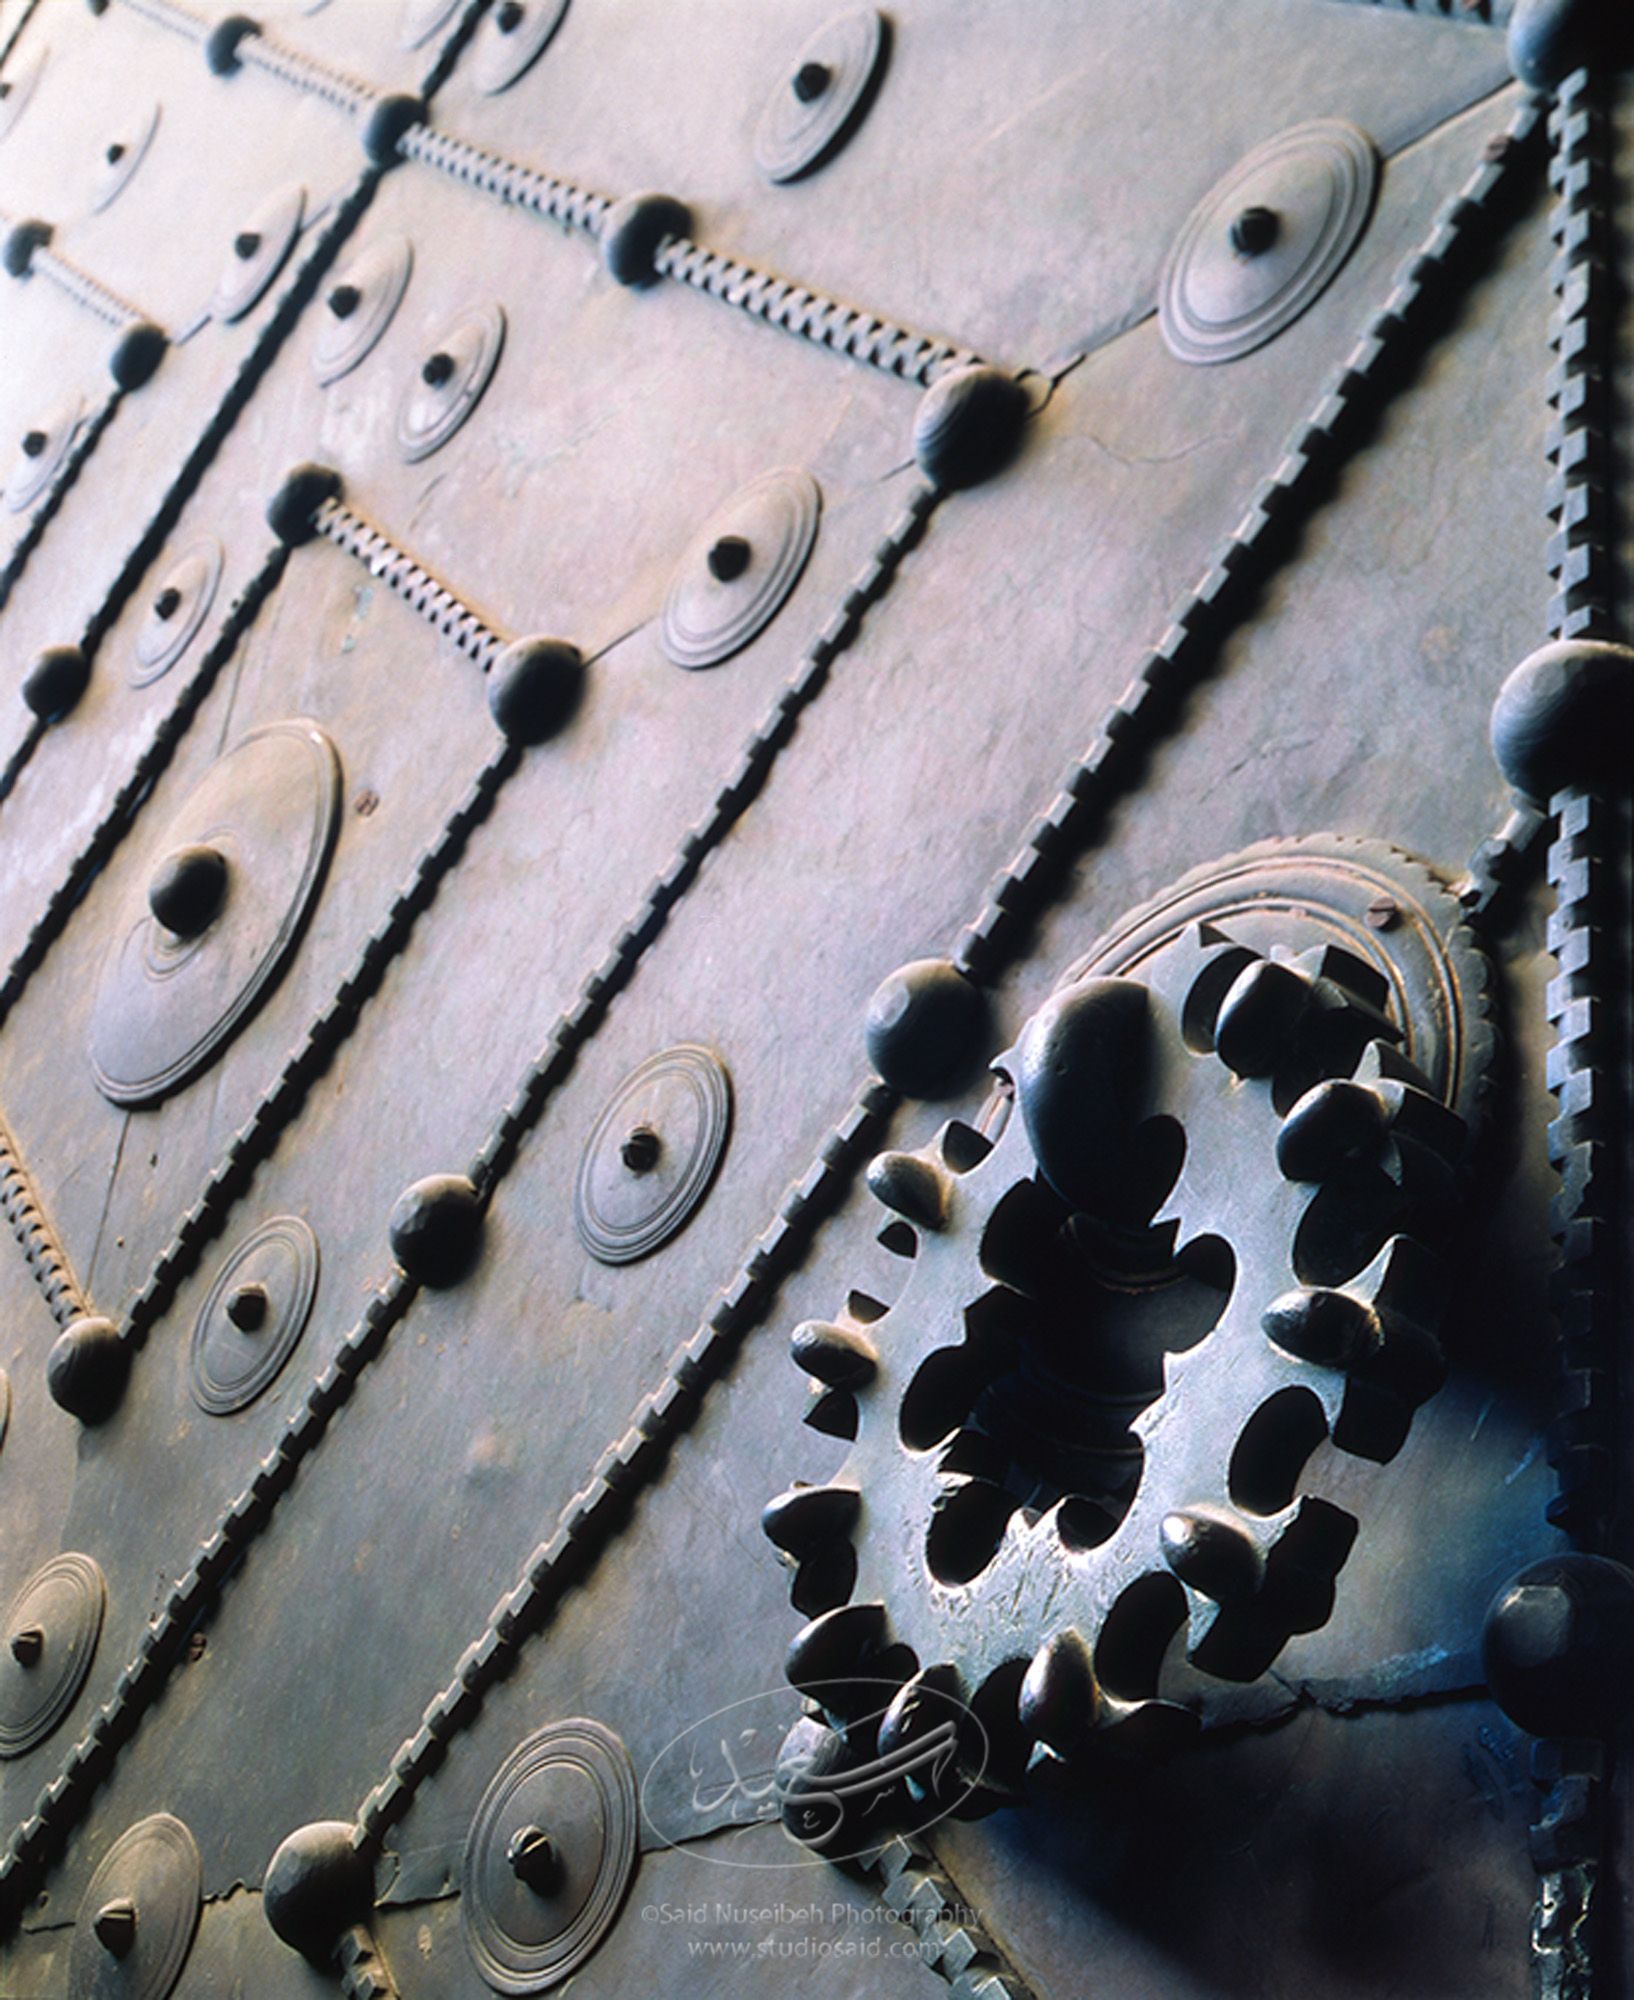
[793,60,831,101]
[327,283,361,319]
[911,363,1029,490]
[1483,1554,1634,1739]
[8,1625,43,1667]
[263,1821,373,1961]
[387,1173,484,1288]
[1159,1506,1264,1606]
[762,1482,860,1556]
[92,1897,137,1958]
[506,1823,557,1893]
[1261,1287,1381,1369]
[790,1319,878,1389]
[864,957,986,1099]
[865,1150,947,1232]
[1508,0,1634,89]
[204,14,259,77]
[105,141,126,166]
[486,636,584,745]
[225,1281,269,1333]
[21,429,46,458]
[1490,638,1634,802]
[1228,205,1280,257]
[785,1601,887,1695]
[148,843,229,940]
[600,192,692,289]
[108,318,167,391]
[2,219,51,278]
[359,91,425,168]
[620,1127,660,1175]
[266,463,342,547]
[1018,1628,1100,1756]
[1275,1079,1389,1181]
[1364,895,1398,931]
[496,0,524,29]
[46,1315,130,1424]
[233,229,261,261]
[420,350,454,388]
[1016,976,1150,1206]
[1214,958,1311,1078]
[152,585,182,622]
[706,533,751,583]
[21,643,91,724]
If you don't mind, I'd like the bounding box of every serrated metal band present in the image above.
[312,495,508,670]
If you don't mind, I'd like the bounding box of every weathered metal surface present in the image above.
[0,3,1628,1999]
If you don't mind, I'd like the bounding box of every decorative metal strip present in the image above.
[651,234,980,387]
[1545,71,1617,641]
[111,0,207,42]
[0,474,939,1919]
[1457,798,1549,925]
[391,118,982,385]
[25,238,158,335]
[394,121,612,236]
[861,1837,1036,2000]
[947,94,1546,987]
[234,27,372,117]
[1316,0,1510,20]
[0,1105,91,1329]
[312,495,507,671]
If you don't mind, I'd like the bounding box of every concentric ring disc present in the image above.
[212,183,305,324]
[6,395,84,514]
[67,1814,201,2000]
[574,1046,732,1265]
[660,468,820,669]
[396,304,505,462]
[131,538,222,687]
[190,1216,320,1415]
[0,1554,106,1759]
[313,233,413,387]
[755,9,886,184]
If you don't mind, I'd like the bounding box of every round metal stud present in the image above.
[263,1820,372,1961]
[659,468,820,669]
[574,1046,732,1265]
[864,957,987,1099]
[0,1554,106,1758]
[1509,0,1634,88]
[754,9,887,183]
[388,1174,484,1288]
[1484,1554,1634,1740]
[1490,638,1634,803]
[599,193,690,288]
[312,234,412,386]
[487,636,584,745]
[396,304,505,462]
[0,46,47,145]
[109,320,168,393]
[911,364,1029,489]
[1159,120,1378,365]
[147,843,229,940]
[67,1814,201,2000]
[90,101,160,215]
[471,0,570,93]
[132,538,223,687]
[22,643,91,723]
[190,1216,319,1415]
[399,0,463,49]
[6,395,85,514]
[47,1315,130,1423]
[1060,835,1490,1128]
[211,183,304,324]
[89,721,342,1108]
[461,1720,638,1995]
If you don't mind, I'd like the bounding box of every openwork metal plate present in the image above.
[0,1554,106,1760]
[313,232,413,386]
[754,8,888,184]
[460,1719,639,1995]
[1159,119,1379,364]
[189,1215,320,1416]
[573,1045,732,1266]
[396,303,505,462]
[470,0,572,95]
[66,1814,201,2000]
[130,538,223,688]
[659,468,821,669]
[6,395,84,515]
[211,183,305,325]
[89,101,160,216]
[88,721,342,1108]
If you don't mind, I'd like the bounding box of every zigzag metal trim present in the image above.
[313,496,508,670]
[0,1106,90,1329]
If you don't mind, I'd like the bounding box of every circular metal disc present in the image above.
[755,9,886,184]
[190,1216,320,1416]
[660,468,820,669]
[68,1814,201,2000]
[471,0,570,95]
[90,102,160,216]
[396,304,505,462]
[313,233,413,386]
[131,538,222,688]
[462,1720,638,1994]
[212,183,305,325]
[574,1046,732,1265]
[0,1554,106,1759]
[1062,834,1491,1126]
[0,45,48,145]
[6,395,85,514]
[1159,120,1378,365]
[89,720,342,1109]
[399,0,464,49]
